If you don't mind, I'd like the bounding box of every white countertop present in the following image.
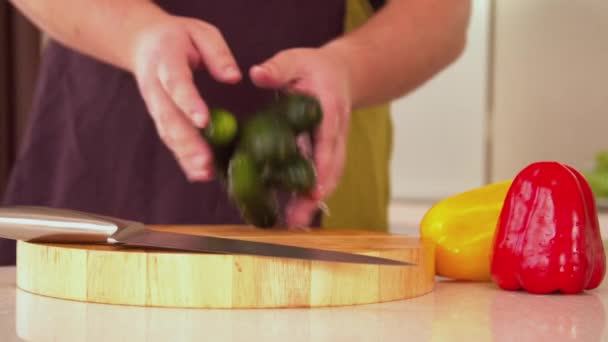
[1,265,607,342]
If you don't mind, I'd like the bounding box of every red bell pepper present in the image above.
[490,161,606,294]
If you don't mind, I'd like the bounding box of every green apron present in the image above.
[322,0,393,232]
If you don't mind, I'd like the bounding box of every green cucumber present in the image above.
[198,108,239,181]
[227,150,278,227]
[208,99,323,228]
[202,108,238,146]
[239,113,298,165]
[272,153,317,194]
[227,151,264,202]
[276,94,323,134]
[238,192,279,228]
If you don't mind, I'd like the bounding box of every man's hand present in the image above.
[131,15,242,181]
[250,47,352,228]
[249,0,470,228]
[10,0,244,182]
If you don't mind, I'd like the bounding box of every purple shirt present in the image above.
[0,0,345,265]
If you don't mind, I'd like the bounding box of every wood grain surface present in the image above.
[16,225,435,308]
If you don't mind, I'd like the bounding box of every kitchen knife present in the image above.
[0,206,412,266]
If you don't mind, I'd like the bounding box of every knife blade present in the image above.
[0,206,413,266]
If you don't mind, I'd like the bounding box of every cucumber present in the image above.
[276,94,323,134]
[239,113,298,165]
[207,98,323,228]
[202,108,238,146]
[227,151,264,202]
[272,153,317,194]
[227,150,279,227]
[238,192,279,228]
[199,108,239,181]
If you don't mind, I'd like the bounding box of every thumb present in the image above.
[250,51,301,89]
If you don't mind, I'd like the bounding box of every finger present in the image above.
[323,103,350,198]
[286,135,343,228]
[285,134,346,229]
[311,96,347,200]
[139,76,214,181]
[296,134,313,159]
[324,131,348,197]
[157,56,209,128]
[188,23,241,84]
[250,50,304,89]
[286,197,319,229]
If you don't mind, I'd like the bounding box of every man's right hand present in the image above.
[129,14,241,181]
[10,0,242,181]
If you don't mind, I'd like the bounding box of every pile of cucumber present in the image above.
[201,94,323,227]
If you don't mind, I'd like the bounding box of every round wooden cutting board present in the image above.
[16,225,435,309]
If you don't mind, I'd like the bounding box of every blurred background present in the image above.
[0,0,607,232]
[388,0,608,232]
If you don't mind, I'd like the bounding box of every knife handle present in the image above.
[0,206,118,243]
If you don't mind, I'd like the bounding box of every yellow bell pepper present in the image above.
[420,180,512,281]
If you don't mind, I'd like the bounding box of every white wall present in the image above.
[389,0,491,201]
[491,0,608,181]
[389,0,608,233]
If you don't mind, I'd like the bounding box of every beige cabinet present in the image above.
[491,0,608,182]
[389,0,608,202]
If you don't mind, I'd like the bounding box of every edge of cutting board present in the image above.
[15,225,435,309]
